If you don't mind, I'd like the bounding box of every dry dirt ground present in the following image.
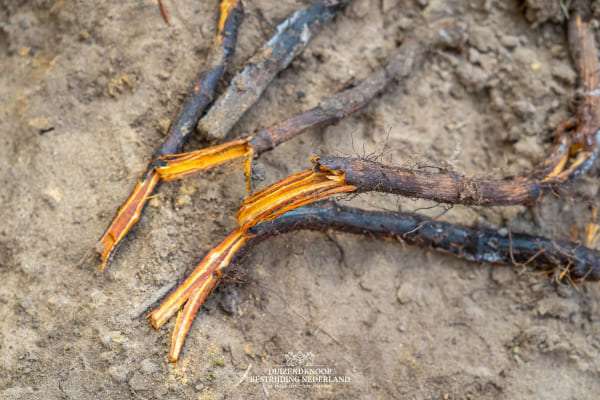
[1,0,600,399]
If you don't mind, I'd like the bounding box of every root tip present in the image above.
[147,313,162,330]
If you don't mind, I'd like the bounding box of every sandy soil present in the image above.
[1,0,600,399]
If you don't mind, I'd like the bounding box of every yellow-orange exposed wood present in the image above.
[96,0,243,269]
[237,169,353,226]
[585,207,599,248]
[148,229,246,329]
[150,165,355,361]
[97,172,160,270]
[156,139,251,181]
[217,0,239,35]
[168,275,219,362]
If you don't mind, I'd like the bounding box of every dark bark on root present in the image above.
[317,155,553,206]
[246,202,600,281]
[315,7,600,207]
[197,0,351,141]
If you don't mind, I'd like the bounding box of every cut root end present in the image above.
[97,171,160,270]
[147,230,246,330]
[168,274,219,363]
[156,138,252,182]
[151,159,355,361]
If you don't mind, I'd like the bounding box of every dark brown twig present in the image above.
[248,18,466,155]
[155,194,600,360]
[315,155,557,206]
[97,1,353,269]
[156,17,467,181]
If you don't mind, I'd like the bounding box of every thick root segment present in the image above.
[97,171,160,270]
[155,139,252,182]
[248,201,600,282]
[150,164,354,362]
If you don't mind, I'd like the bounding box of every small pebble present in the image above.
[500,35,519,49]
[396,283,414,304]
[175,194,192,207]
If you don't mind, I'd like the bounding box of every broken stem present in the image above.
[157,191,600,361]
[97,0,353,269]
[168,274,219,362]
[148,229,247,330]
[155,138,253,182]
[97,172,160,267]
